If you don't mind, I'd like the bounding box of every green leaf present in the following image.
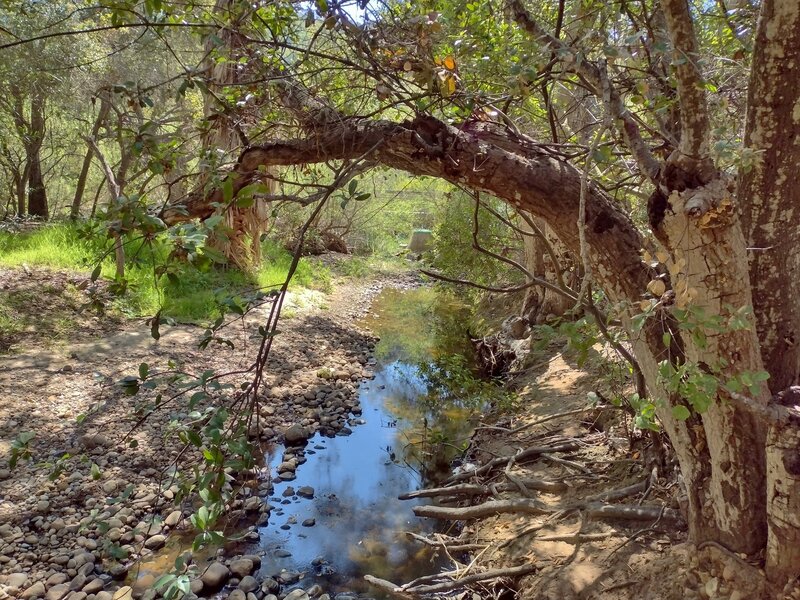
[221,178,234,204]
[671,405,691,420]
[90,264,102,282]
[348,179,358,194]
[138,363,149,380]
[150,311,161,341]
[91,463,102,480]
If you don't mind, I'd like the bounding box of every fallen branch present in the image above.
[399,477,567,501]
[447,441,583,483]
[581,480,648,504]
[585,503,683,526]
[403,563,539,594]
[413,498,552,520]
[363,575,416,599]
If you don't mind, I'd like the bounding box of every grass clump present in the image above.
[0,222,331,323]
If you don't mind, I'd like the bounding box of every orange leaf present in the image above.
[443,55,456,70]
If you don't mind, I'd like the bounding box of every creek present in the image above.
[135,286,484,599]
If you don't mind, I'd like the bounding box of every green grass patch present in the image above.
[0,223,331,323]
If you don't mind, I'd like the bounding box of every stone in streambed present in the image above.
[283,425,309,445]
[200,562,230,592]
[229,558,255,578]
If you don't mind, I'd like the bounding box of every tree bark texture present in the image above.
[26,92,47,219]
[739,0,800,394]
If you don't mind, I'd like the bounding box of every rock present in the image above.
[229,558,255,578]
[261,577,280,593]
[277,570,301,585]
[200,562,230,592]
[47,573,70,587]
[143,535,166,550]
[283,424,308,445]
[283,590,310,600]
[46,583,71,600]
[79,434,111,450]
[95,592,114,600]
[66,593,87,600]
[108,564,128,579]
[307,585,324,597]
[238,576,258,593]
[297,486,314,499]
[82,579,104,594]
[102,480,117,494]
[22,582,46,599]
[228,591,246,600]
[241,554,261,568]
[302,518,316,527]
[8,572,29,588]
[164,511,182,527]
[111,587,133,600]
[704,577,719,597]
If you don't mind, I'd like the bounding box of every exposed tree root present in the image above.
[447,440,585,483]
[413,498,552,520]
[364,563,542,596]
[399,477,567,501]
[414,498,683,528]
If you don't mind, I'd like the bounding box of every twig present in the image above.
[446,441,584,483]
[541,452,593,475]
[403,564,539,594]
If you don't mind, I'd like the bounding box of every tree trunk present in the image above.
[71,93,110,220]
[16,161,28,217]
[739,0,800,394]
[26,93,47,219]
[520,213,572,323]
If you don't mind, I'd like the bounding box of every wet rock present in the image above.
[200,562,230,592]
[241,554,261,568]
[302,518,316,527]
[282,487,295,498]
[238,576,258,593]
[21,582,46,599]
[261,577,280,593]
[274,549,292,558]
[189,579,203,594]
[229,558,255,578]
[283,425,309,445]
[144,534,166,550]
[307,585,324,597]
[297,486,314,499]
[277,570,301,585]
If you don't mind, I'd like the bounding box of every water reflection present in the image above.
[255,287,477,596]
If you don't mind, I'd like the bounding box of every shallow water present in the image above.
[132,286,479,597]
[254,287,476,595]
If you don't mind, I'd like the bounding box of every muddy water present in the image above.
[253,287,477,596]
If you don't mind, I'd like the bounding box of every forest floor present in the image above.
[0,259,771,600]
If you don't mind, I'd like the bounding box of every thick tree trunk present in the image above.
[26,93,47,219]
[520,213,572,323]
[739,0,800,394]
[16,161,28,217]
